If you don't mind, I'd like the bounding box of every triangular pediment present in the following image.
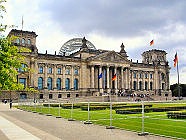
[87,51,129,63]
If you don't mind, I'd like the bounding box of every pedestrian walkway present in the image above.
[0,103,173,140]
[0,116,40,140]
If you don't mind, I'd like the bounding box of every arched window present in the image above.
[22,38,25,44]
[133,81,137,90]
[145,81,148,90]
[65,78,70,90]
[74,78,78,90]
[162,83,165,90]
[16,38,20,44]
[139,81,142,90]
[27,39,31,44]
[47,77,52,90]
[161,73,165,80]
[56,78,61,90]
[38,77,43,90]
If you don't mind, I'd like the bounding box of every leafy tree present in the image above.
[0,36,25,90]
[170,83,186,97]
[0,0,37,94]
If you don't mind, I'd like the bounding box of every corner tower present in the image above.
[8,29,38,53]
[142,49,168,66]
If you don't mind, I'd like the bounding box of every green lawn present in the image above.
[17,103,186,139]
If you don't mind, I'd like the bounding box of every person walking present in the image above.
[10,99,12,109]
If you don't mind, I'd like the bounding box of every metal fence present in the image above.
[16,96,186,140]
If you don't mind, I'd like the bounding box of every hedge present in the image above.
[61,103,81,109]
[80,105,107,111]
[116,106,186,115]
[43,104,61,107]
[167,111,186,119]
[115,108,152,114]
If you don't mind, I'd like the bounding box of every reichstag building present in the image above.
[6,29,171,100]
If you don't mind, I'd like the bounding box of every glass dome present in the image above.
[58,38,96,56]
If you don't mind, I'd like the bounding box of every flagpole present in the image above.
[176,55,180,99]
[21,16,24,30]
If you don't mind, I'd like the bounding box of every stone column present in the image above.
[91,65,95,89]
[114,66,117,90]
[53,65,57,90]
[99,66,102,89]
[98,65,103,95]
[148,72,150,91]
[121,67,124,90]
[106,65,110,93]
[125,68,129,90]
[33,61,37,88]
[142,72,145,90]
[136,71,139,90]
[166,71,170,90]
[131,70,133,90]
[71,65,74,89]
[44,64,48,89]
[62,65,66,90]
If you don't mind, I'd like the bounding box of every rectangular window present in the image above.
[19,78,26,88]
[74,69,78,75]
[66,69,70,74]
[57,68,61,74]
[76,94,79,97]
[49,94,53,99]
[133,73,137,78]
[18,64,27,72]
[39,94,43,99]
[139,73,142,79]
[150,74,153,79]
[39,66,43,73]
[67,94,70,98]
[145,73,148,79]
[48,67,52,74]
[58,94,62,98]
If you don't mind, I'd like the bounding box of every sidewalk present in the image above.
[0,103,173,140]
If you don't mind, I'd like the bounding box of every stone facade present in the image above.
[2,29,171,100]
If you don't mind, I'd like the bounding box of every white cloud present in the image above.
[3,0,186,85]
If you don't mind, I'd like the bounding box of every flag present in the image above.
[112,74,116,81]
[150,40,154,46]
[98,73,102,79]
[173,52,178,67]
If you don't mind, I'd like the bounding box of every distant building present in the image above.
[3,29,171,100]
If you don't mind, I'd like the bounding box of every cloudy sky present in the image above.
[3,0,186,85]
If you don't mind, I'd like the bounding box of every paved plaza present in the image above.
[0,103,173,140]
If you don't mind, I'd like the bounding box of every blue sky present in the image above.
[3,0,186,85]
